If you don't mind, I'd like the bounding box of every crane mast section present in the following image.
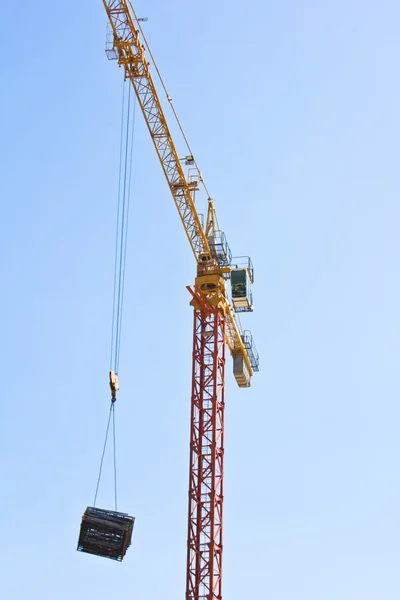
[189,285,254,379]
[186,306,225,600]
[103,0,210,260]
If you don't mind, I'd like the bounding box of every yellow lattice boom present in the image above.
[102,0,256,382]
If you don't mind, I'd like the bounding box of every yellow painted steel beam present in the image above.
[102,0,209,260]
[102,0,254,382]
[225,305,254,377]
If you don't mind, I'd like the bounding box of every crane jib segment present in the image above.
[103,0,210,261]
[102,0,256,382]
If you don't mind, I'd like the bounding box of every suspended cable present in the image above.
[113,83,130,370]
[78,15,139,564]
[92,402,118,511]
[93,79,136,509]
[114,82,131,373]
[93,403,113,507]
[110,80,126,370]
[93,76,136,511]
[112,404,118,512]
[110,79,137,377]
[116,93,136,374]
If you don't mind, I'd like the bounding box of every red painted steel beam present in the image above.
[186,300,226,600]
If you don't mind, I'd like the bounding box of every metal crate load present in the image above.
[77,506,135,561]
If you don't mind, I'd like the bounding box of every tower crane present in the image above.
[101,2,259,598]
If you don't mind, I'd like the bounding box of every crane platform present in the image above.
[77,506,135,561]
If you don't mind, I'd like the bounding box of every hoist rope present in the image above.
[112,404,118,511]
[113,83,130,372]
[93,402,118,511]
[118,89,137,372]
[110,79,136,375]
[93,402,112,508]
[110,82,126,370]
[94,78,136,511]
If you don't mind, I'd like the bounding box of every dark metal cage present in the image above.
[77,506,135,561]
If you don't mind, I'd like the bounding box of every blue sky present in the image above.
[1,0,399,598]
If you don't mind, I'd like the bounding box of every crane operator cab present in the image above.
[230,257,254,312]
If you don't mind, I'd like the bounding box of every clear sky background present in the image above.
[1,1,399,598]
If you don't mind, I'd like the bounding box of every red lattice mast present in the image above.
[186,292,226,600]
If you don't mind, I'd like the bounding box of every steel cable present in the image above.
[93,403,113,507]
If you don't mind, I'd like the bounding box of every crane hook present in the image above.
[109,370,119,403]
